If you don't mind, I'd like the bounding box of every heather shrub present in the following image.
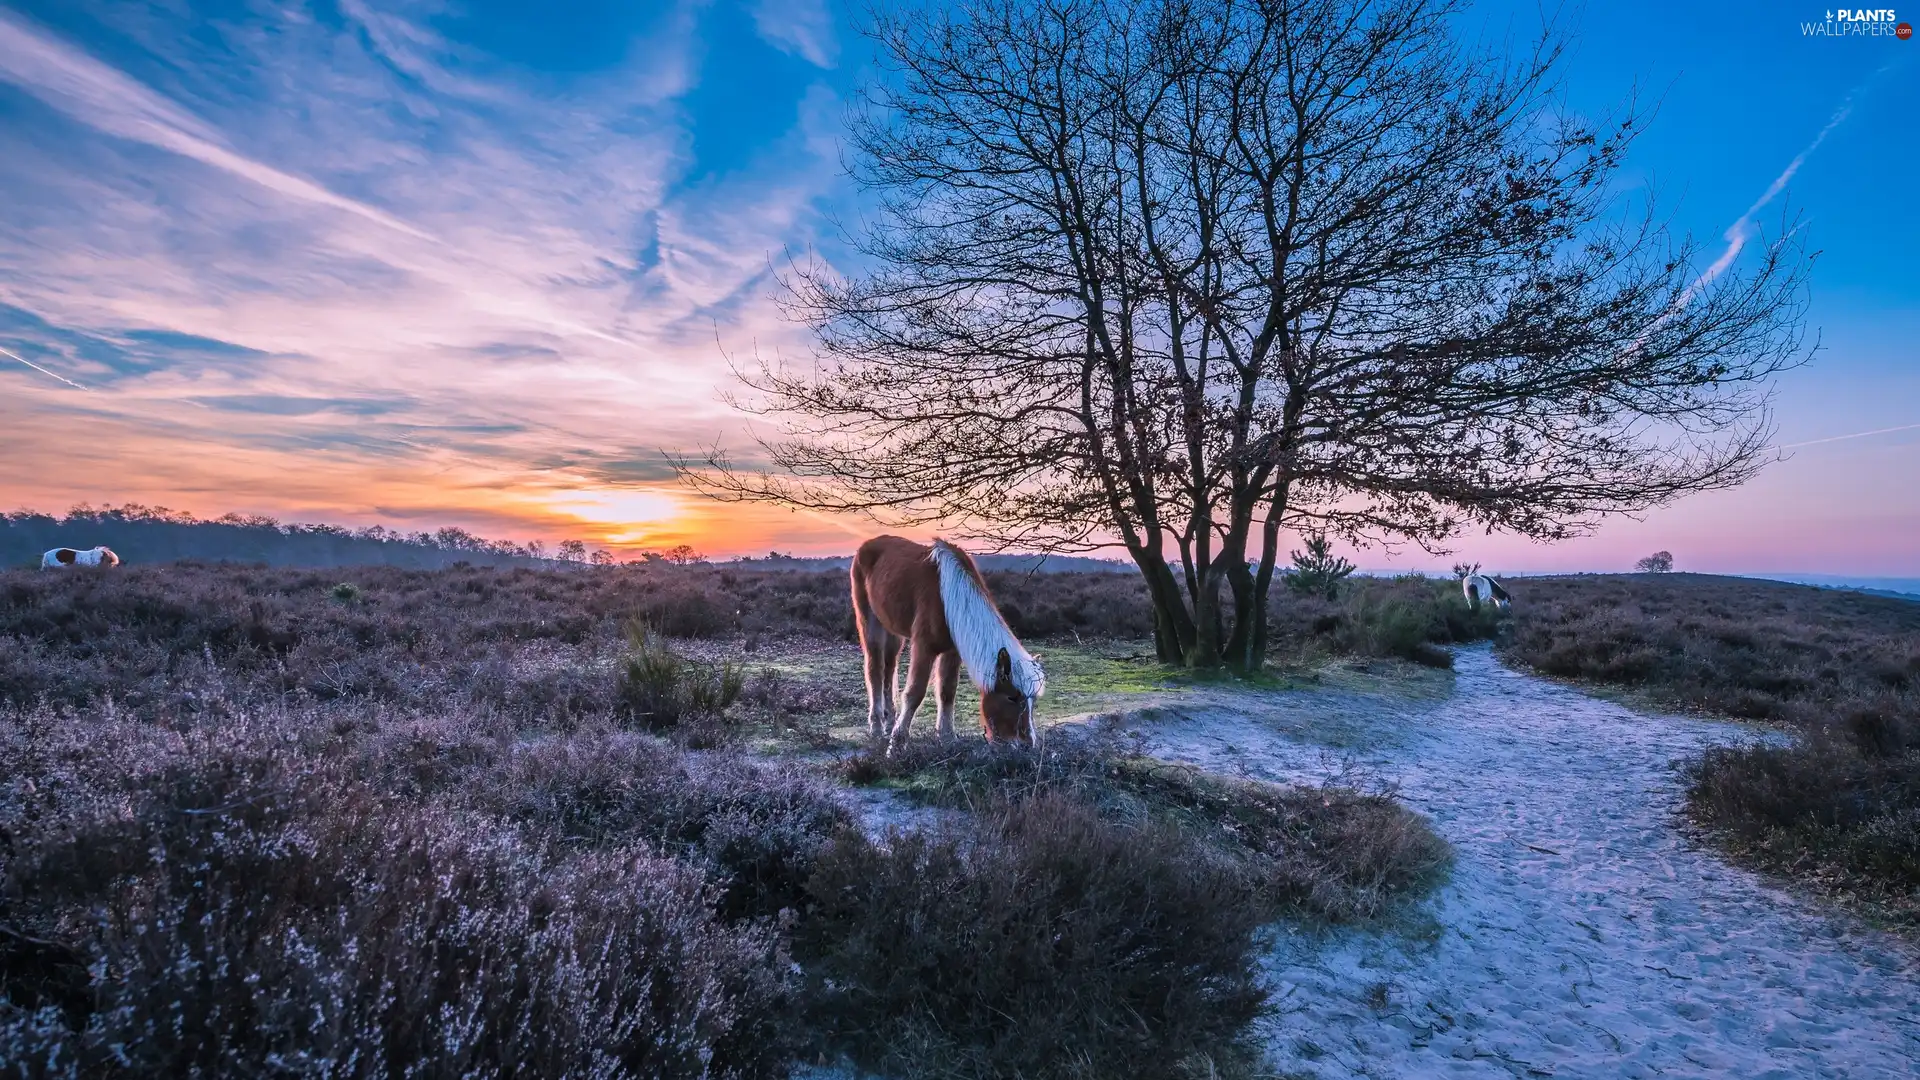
[738,666,856,717]
[1686,737,1920,923]
[1355,596,1453,667]
[1266,576,1500,669]
[978,570,1153,641]
[632,577,736,638]
[0,562,1505,715]
[1500,573,1919,726]
[0,561,1474,1072]
[798,792,1267,1080]
[457,736,853,922]
[840,731,1449,923]
[0,738,799,1079]
[463,640,620,724]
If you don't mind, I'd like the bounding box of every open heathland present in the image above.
[1496,572,1920,924]
[0,562,1457,1079]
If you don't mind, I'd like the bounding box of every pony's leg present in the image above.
[888,644,936,755]
[858,626,893,741]
[933,650,960,741]
[852,567,894,740]
[880,636,904,728]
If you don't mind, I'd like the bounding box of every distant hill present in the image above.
[1737,573,1920,600]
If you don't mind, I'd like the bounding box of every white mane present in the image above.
[930,540,1045,698]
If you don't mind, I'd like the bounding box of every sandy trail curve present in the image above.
[1102,646,1919,1079]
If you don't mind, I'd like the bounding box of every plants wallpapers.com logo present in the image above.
[1801,9,1913,36]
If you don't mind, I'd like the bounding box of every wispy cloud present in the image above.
[0,0,849,546]
[751,0,839,68]
[0,10,434,241]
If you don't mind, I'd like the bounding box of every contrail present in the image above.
[0,346,88,390]
[1679,76,1875,304]
[1772,422,1920,452]
[1625,72,1886,355]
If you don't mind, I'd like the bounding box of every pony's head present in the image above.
[980,646,1037,746]
[97,547,121,567]
[1488,578,1511,611]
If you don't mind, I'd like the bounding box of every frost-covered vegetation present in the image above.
[1499,573,1920,924]
[0,562,1458,1078]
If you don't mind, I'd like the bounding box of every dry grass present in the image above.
[1499,573,1920,925]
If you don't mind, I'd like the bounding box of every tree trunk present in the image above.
[1223,482,1289,674]
[1186,568,1225,669]
[1222,559,1260,673]
[1129,549,1194,664]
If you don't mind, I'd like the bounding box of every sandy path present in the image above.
[1101,646,1919,1079]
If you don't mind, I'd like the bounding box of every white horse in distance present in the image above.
[42,546,120,569]
[1463,573,1510,611]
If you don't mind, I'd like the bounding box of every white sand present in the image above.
[1097,646,1920,1079]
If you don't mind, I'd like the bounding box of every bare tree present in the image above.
[686,0,1809,671]
[1635,550,1674,573]
[663,544,703,566]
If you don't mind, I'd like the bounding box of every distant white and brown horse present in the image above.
[41,546,120,569]
[1463,573,1510,611]
[851,535,1045,752]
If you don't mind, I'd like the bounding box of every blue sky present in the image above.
[0,0,1914,571]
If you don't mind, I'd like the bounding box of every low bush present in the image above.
[0,561,1469,1075]
[1686,736,1920,923]
[1499,573,1919,726]
[842,731,1450,923]
[798,792,1268,1080]
[633,577,737,638]
[0,563,1504,721]
[1267,577,1501,669]
[616,622,745,737]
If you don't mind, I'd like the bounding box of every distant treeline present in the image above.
[5,506,565,570]
[6,506,1137,574]
[731,551,1133,575]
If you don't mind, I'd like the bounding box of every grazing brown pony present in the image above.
[850,535,1045,752]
